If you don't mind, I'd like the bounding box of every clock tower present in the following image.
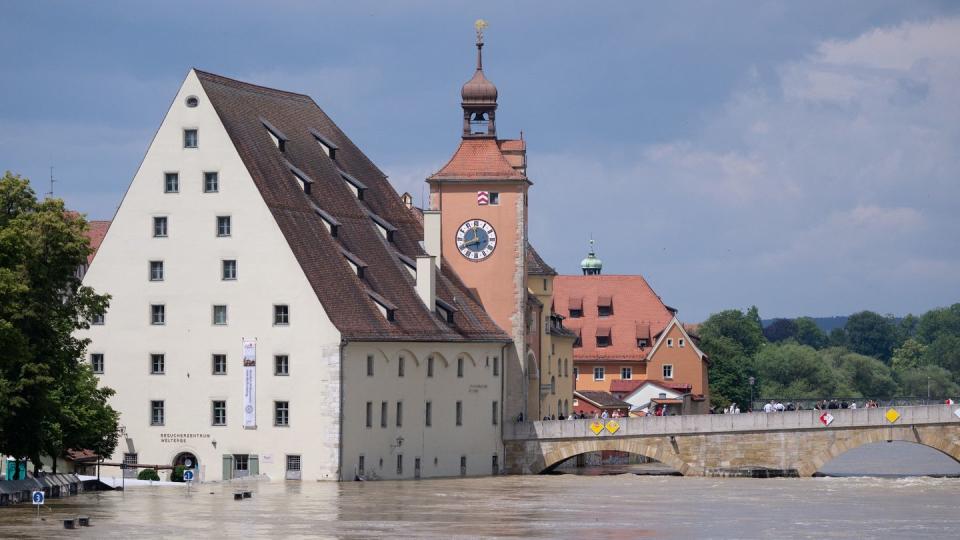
[426,23,532,421]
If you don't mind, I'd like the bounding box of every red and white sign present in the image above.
[819,412,834,426]
[477,191,489,205]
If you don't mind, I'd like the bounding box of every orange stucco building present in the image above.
[553,248,709,404]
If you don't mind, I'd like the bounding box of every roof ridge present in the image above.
[193,68,313,102]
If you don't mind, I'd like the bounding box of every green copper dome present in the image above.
[581,239,603,275]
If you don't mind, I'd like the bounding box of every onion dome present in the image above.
[581,239,603,275]
[461,21,498,105]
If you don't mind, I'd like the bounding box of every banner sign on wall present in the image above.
[243,338,257,428]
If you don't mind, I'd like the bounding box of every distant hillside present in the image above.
[762,316,848,333]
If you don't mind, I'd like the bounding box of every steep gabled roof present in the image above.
[427,139,526,181]
[85,220,111,264]
[554,275,674,361]
[196,70,508,343]
[526,243,557,276]
[574,390,631,409]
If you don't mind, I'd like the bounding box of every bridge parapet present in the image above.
[504,404,960,441]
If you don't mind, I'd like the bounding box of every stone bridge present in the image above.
[503,405,960,476]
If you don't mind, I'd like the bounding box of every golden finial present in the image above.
[475,19,488,45]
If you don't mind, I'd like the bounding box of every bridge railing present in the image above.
[748,397,950,412]
[503,404,960,441]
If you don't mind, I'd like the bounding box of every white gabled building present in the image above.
[79,69,511,482]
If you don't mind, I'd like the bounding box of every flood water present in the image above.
[2,442,959,539]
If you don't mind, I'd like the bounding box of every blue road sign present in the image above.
[32,491,44,505]
[182,469,194,481]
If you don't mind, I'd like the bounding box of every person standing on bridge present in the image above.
[763,401,774,413]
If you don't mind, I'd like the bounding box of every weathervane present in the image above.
[475,19,488,46]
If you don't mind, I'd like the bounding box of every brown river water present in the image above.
[2,442,959,539]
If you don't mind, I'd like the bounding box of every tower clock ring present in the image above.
[456,219,497,261]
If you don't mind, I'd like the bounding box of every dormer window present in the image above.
[637,338,649,348]
[339,170,367,200]
[598,296,613,317]
[436,298,457,325]
[309,128,338,160]
[368,211,396,243]
[340,247,367,279]
[568,297,583,318]
[573,328,582,348]
[367,290,397,322]
[286,161,313,195]
[596,327,611,348]
[260,117,288,152]
[310,202,340,237]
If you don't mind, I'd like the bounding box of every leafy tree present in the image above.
[894,364,960,399]
[699,308,765,407]
[763,318,797,342]
[138,468,160,481]
[835,351,897,398]
[916,304,960,344]
[828,327,848,348]
[0,172,116,472]
[891,338,928,371]
[754,343,853,398]
[898,313,919,341]
[923,334,960,383]
[795,317,827,349]
[844,311,898,363]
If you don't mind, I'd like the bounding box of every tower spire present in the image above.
[475,19,487,70]
[581,237,603,275]
[461,20,497,138]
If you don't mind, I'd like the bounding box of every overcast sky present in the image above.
[2,1,958,321]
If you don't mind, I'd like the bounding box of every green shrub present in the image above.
[171,465,186,482]
[137,468,160,481]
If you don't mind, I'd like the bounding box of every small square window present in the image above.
[204,172,219,193]
[213,305,228,325]
[149,260,164,281]
[489,192,500,205]
[598,305,613,317]
[663,365,674,379]
[679,338,685,348]
[275,355,289,376]
[150,400,165,426]
[275,401,290,426]
[637,338,649,348]
[91,353,104,374]
[184,129,198,148]
[222,260,237,280]
[164,172,179,193]
[150,353,165,374]
[596,335,611,348]
[150,304,165,325]
[667,338,674,348]
[216,216,231,237]
[212,400,226,426]
[621,367,632,380]
[91,312,105,325]
[212,354,227,375]
[593,367,605,381]
[569,308,583,318]
[153,216,168,238]
[274,304,289,325]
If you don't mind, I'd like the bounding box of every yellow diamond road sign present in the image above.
[605,420,620,434]
[885,408,900,423]
[590,421,605,435]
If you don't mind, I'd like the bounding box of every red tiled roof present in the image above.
[498,139,525,151]
[196,70,509,343]
[85,220,110,264]
[428,139,526,181]
[575,390,631,409]
[554,275,674,361]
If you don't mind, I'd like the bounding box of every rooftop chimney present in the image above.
[423,210,441,269]
[416,255,436,312]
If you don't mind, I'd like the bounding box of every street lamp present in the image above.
[748,377,756,411]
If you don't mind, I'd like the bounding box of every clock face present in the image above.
[456,219,497,261]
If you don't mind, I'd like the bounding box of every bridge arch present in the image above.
[537,438,692,475]
[794,427,960,477]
